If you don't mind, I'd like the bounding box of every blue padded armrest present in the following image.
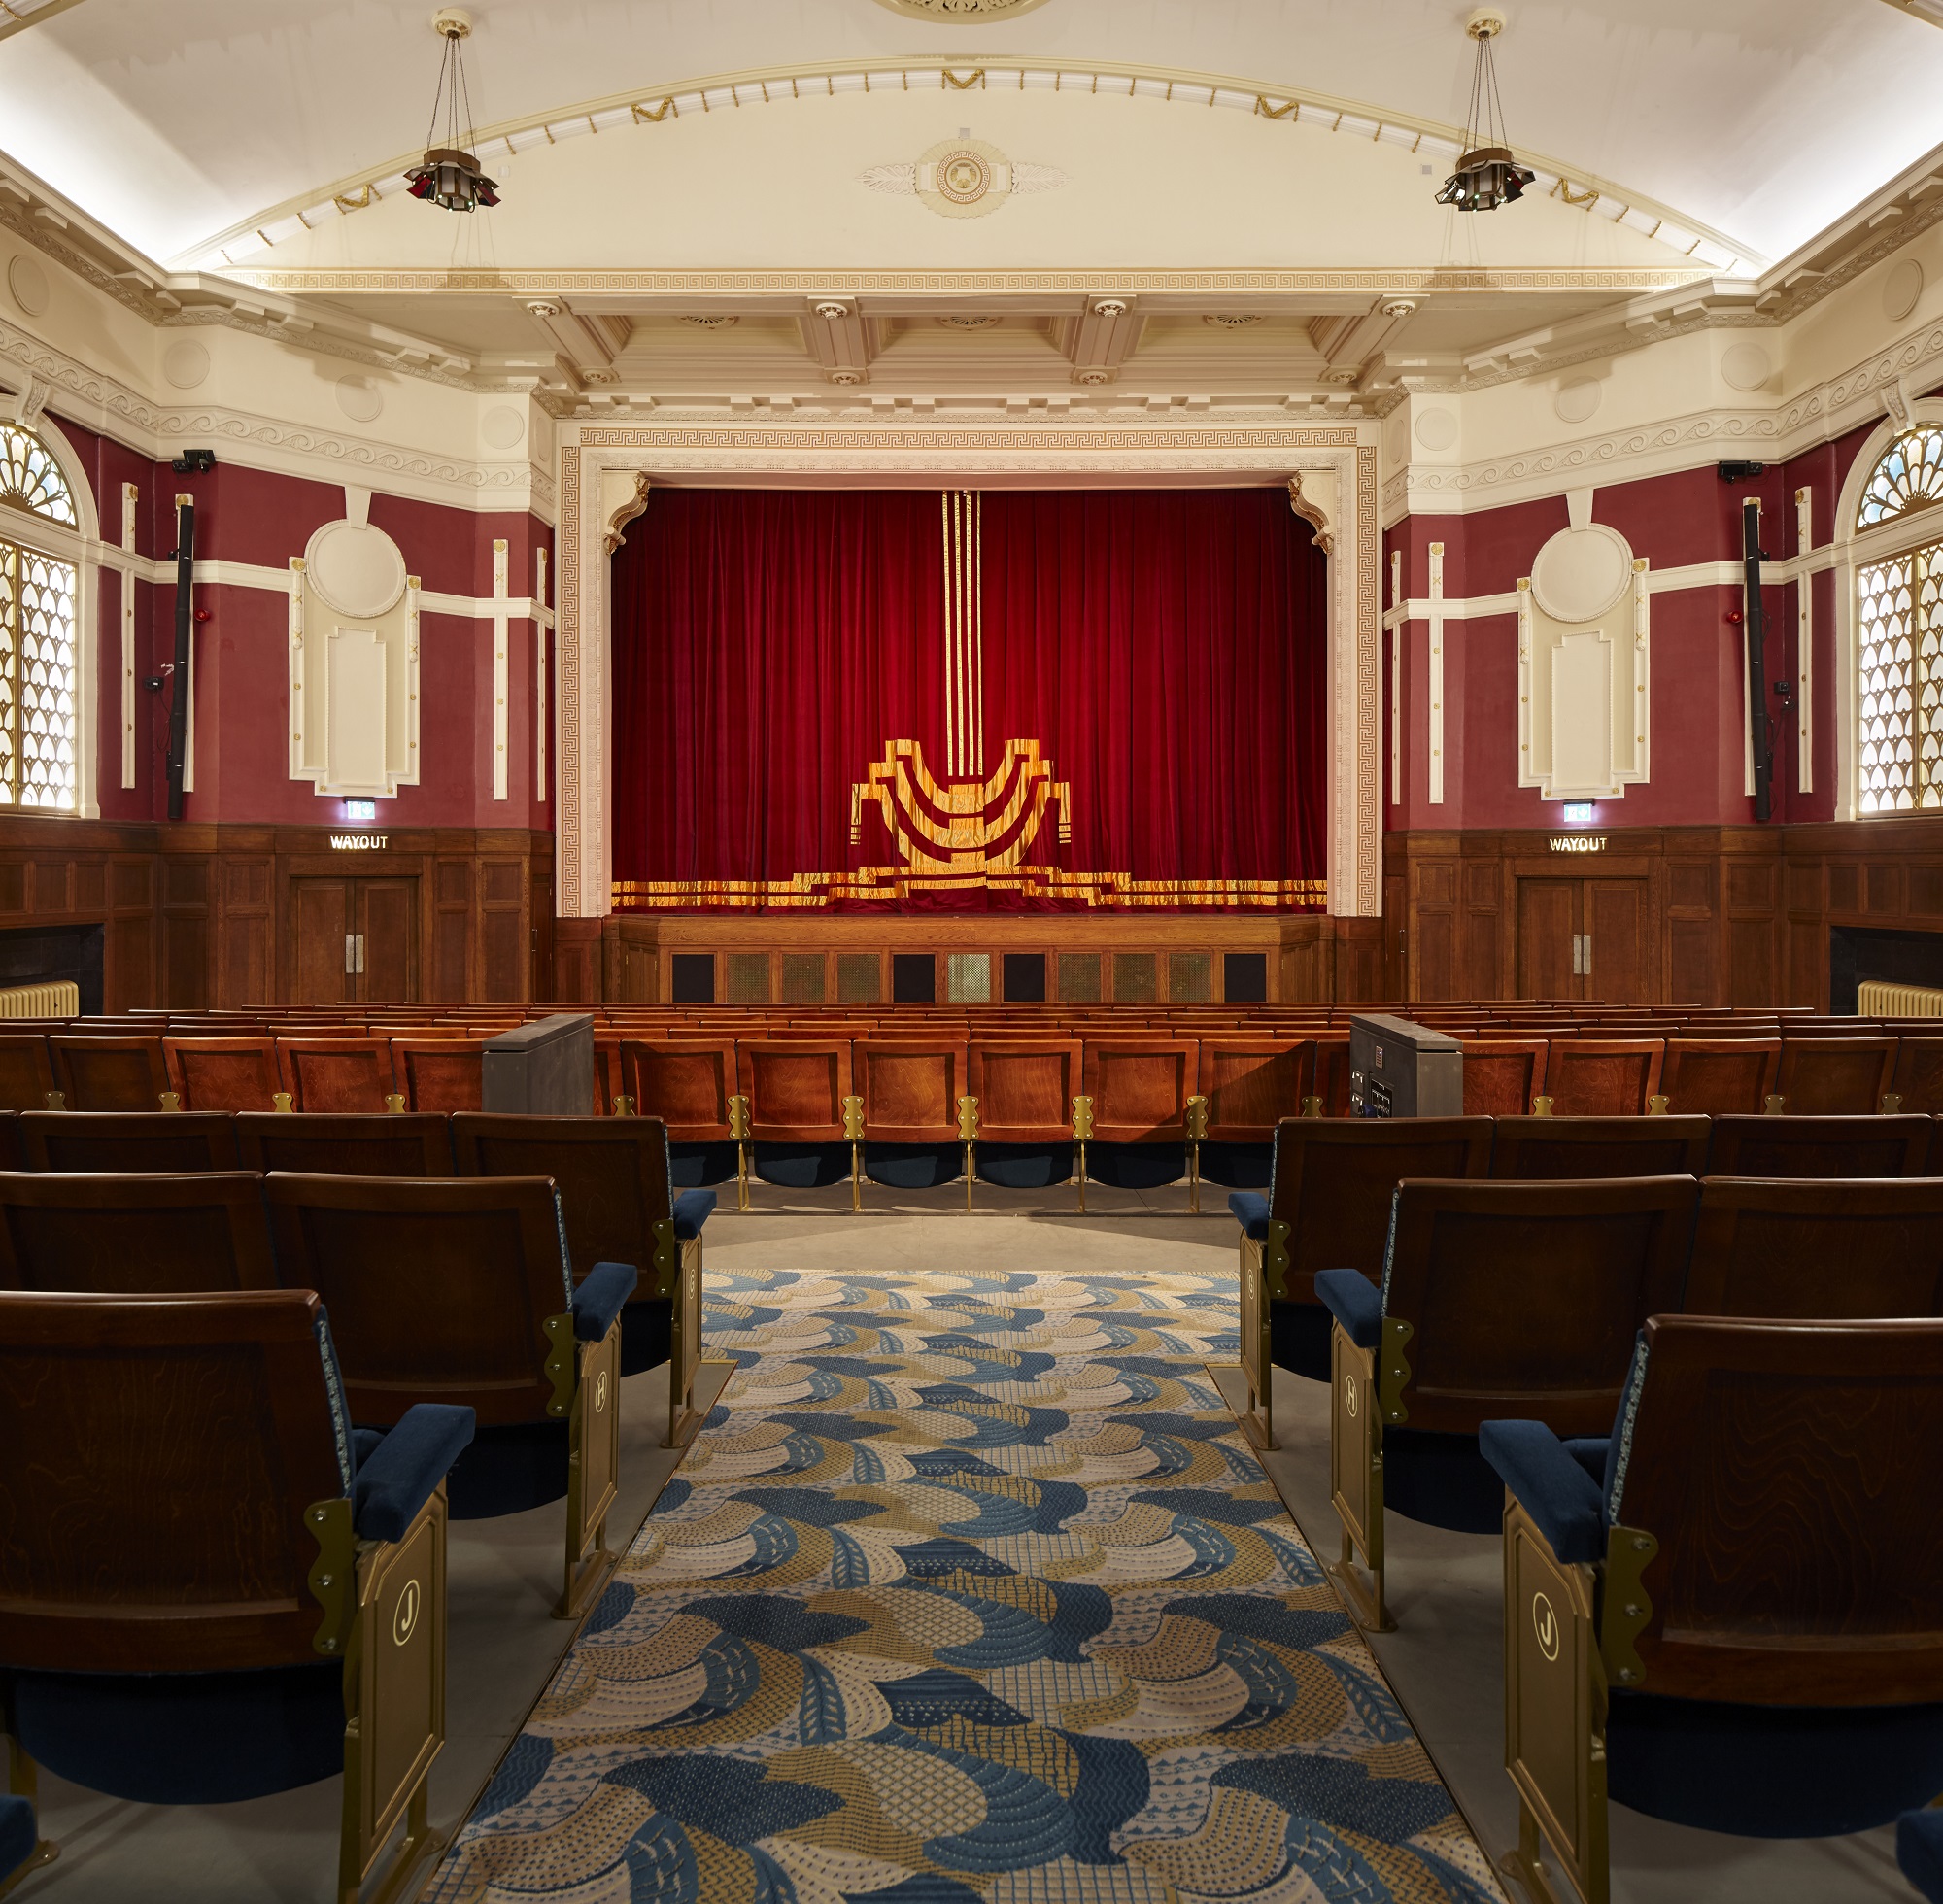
[1228,1191,1270,1241]
[0,1794,35,1884]
[351,1425,385,1468]
[673,1188,717,1241]
[1481,1419,1606,1564]
[353,1404,476,1544]
[1563,1437,1612,1487]
[1900,1809,1943,1904]
[1313,1268,1381,1349]
[573,1260,639,1342]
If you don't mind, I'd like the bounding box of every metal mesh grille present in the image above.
[837,952,882,1003]
[1057,952,1102,1002]
[1168,952,1212,1002]
[1113,952,1158,1003]
[780,952,826,1004]
[726,952,771,1003]
[946,952,991,1003]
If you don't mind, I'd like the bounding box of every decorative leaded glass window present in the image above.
[0,427,80,810]
[1858,427,1943,529]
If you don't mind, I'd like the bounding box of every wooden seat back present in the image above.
[1195,1038,1312,1140]
[1267,1116,1494,1302]
[1610,1313,1943,1706]
[234,1112,452,1176]
[1381,1174,1699,1437]
[0,1171,275,1293]
[0,1037,53,1112]
[452,1112,676,1295]
[1459,1040,1549,1116]
[1685,1176,1943,1319]
[1773,1037,1898,1113]
[623,1037,738,1139]
[967,1039,1084,1142]
[263,1173,571,1427]
[49,1035,168,1112]
[1658,1038,1781,1115]
[736,1039,852,1141]
[19,1109,242,1173]
[0,1287,352,1673]
[1890,1037,1943,1112]
[275,1038,396,1113]
[1082,1037,1197,1141]
[1705,1113,1933,1178]
[1542,1039,1665,1115]
[162,1037,283,1111]
[854,1039,969,1143]
[390,1039,487,1113]
[1312,1035,1353,1115]
[1489,1115,1710,1179]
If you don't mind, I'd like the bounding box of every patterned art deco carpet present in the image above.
[425,1266,1507,1904]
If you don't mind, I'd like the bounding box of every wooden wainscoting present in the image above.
[1386,819,1943,1008]
[0,816,553,1009]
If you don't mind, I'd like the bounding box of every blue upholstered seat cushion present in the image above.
[1085,1141,1186,1190]
[1228,1191,1270,1240]
[864,1142,963,1190]
[572,1261,639,1342]
[1198,1141,1274,1190]
[672,1188,716,1238]
[974,1142,1073,1189]
[751,1140,853,1189]
[1480,1419,1606,1564]
[669,1140,740,1187]
[621,1297,672,1377]
[1269,1299,1332,1381]
[1902,1809,1943,1903]
[1313,1268,1381,1349]
[0,1795,34,1882]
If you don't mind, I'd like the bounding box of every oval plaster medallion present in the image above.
[163,341,210,390]
[306,519,408,620]
[1885,257,1925,323]
[335,375,384,424]
[871,0,1052,17]
[482,404,527,450]
[6,255,48,317]
[1530,522,1634,624]
[1414,407,1459,453]
[1554,377,1602,425]
[1721,342,1772,393]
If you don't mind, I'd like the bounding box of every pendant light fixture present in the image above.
[1435,9,1534,213]
[405,9,500,213]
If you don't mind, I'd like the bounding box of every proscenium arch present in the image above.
[182,55,1758,276]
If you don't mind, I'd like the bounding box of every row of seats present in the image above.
[1225,1112,1943,1899]
[0,1110,721,1898]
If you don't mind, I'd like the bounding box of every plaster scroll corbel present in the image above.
[601,470,651,554]
[0,376,51,430]
[1884,377,1917,430]
[1288,472,1336,555]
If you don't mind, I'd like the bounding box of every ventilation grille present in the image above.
[947,952,992,1003]
[1168,952,1212,1003]
[1113,952,1158,1003]
[1058,952,1102,1002]
[726,952,771,1004]
[780,953,826,1004]
[837,952,882,1003]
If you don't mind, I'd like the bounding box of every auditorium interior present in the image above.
[4,2,1943,1901]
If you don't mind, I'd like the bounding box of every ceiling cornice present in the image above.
[0,0,89,47]
[172,54,1764,278]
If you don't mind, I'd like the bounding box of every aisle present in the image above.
[425,1249,1506,1904]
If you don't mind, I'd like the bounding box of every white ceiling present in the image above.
[0,0,1936,274]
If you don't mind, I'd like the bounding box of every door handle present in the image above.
[1570,933,1591,976]
[355,934,366,975]
[345,934,357,975]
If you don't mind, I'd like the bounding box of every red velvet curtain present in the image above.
[611,486,1326,911]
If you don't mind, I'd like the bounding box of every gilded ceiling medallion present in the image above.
[860,134,1065,220]
[869,0,1053,18]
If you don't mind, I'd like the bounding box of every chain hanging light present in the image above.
[1435,9,1534,213]
[405,9,500,213]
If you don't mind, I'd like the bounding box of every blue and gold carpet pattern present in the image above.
[426,1267,1505,1903]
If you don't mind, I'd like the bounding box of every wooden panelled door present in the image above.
[290,878,418,1003]
[1516,877,1648,1003]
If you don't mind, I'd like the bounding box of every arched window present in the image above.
[0,424,79,809]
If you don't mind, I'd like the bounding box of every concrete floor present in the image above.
[11,1187,1917,1902]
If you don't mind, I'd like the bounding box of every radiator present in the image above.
[1858,979,1943,1017]
[0,980,79,1019]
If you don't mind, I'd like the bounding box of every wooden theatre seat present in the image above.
[0,1036,53,1112]
[452,1111,716,1445]
[1483,1314,1943,1904]
[1314,1173,1698,1630]
[1684,1176,1943,1318]
[1657,1037,1780,1115]
[0,1286,471,1902]
[1489,1114,1710,1180]
[162,1036,282,1112]
[1081,1037,1198,1197]
[1772,1036,1898,1113]
[853,1037,970,1198]
[1227,1116,1493,1447]
[235,1111,453,1176]
[967,1038,1084,1193]
[736,1037,854,1195]
[1312,1034,1354,1116]
[1540,1038,1665,1116]
[0,1170,274,1293]
[275,1037,399,1113]
[1459,1040,1549,1116]
[390,1038,487,1113]
[1705,1112,1933,1178]
[1194,1037,1313,1191]
[621,1037,743,1190]
[18,1108,241,1174]
[48,1034,169,1112]
[263,1173,634,1618]
[1890,1037,1943,1113]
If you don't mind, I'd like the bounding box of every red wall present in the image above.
[50,416,553,830]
